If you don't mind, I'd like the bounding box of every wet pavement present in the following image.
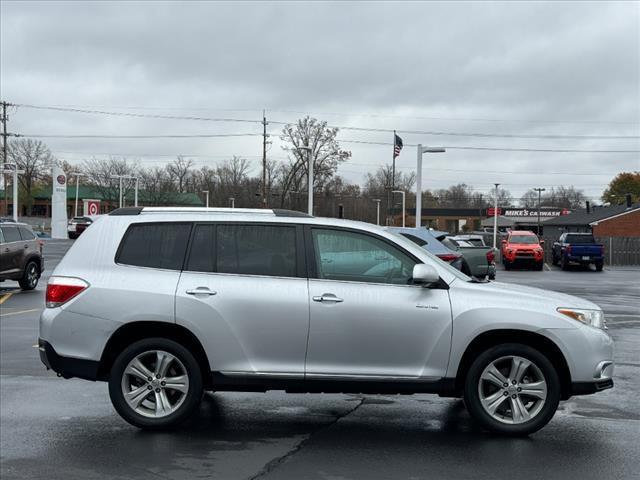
[1,241,639,479]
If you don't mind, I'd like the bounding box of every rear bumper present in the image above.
[38,339,100,381]
[566,255,604,263]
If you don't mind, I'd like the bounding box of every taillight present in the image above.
[486,250,495,263]
[37,240,45,253]
[600,245,605,255]
[566,245,572,254]
[437,253,460,263]
[46,276,89,308]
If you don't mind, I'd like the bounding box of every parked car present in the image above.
[0,221,44,290]
[442,236,496,280]
[501,231,545,271]
[450,234,487,247]
[552,233,604,271]
[387,227,465,272]
[40,207,614,435]
[67,216,98,239]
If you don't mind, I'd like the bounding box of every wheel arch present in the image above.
[97,321,212,388]
[24,254,43,273]
[454,329,572,400]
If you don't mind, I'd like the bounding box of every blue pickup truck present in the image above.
[552,233,605,271]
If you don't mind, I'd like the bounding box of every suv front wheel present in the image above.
[463,343,560,436]
[108,338,203,429]
[19,261,40,290]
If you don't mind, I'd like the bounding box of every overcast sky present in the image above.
[2,0,639,202]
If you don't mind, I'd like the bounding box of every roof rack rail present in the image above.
[272,209,312,218]
[109,207,143,216]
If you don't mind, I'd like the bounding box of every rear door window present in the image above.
[116,223,192,270]
[18,226,36,240]
[0,226,21,243]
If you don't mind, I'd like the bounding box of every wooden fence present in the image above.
[539,236,640,266]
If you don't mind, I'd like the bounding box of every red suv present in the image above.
[501,231,544,271]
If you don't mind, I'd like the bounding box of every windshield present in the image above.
[509,235,538,244]
[386,231,472,282]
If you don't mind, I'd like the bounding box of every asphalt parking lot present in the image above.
[1,240,639,480]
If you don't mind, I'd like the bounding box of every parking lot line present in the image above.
[0,308,41,318]
[0,293,14,305]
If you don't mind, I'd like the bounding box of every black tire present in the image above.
[488,273,496,280]
[18,261,39,290]
[108,337,203,429]
[504,260,511,271]
[595,262,604,272]
[464,343,560,436]
[535,261,544,271]
[560,256,569,271]
[551,254,558,266]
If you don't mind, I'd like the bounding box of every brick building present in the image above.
[543,203,640,239]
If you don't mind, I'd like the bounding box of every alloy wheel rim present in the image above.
[27,265,38,287]
[478,355,547,425]
[121,350,190,418]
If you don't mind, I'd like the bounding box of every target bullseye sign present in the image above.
[83,199,101,216]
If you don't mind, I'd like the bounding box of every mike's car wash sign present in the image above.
[486,207,569,217]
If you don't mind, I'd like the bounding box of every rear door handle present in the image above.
[186,287,217,296]
[312,294,344,303]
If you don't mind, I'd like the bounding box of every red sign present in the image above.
[85,200,100,216]
[487,207,503,216]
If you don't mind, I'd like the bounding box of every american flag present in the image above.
[393,133,403,158]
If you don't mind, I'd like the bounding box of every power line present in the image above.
[19,133,261,139]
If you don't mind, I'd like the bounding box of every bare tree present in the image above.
[277,116,351,206]
[7,139,54,215]
[81,157,138,205]
[166,156,194,193]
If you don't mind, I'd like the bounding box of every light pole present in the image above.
[1,163,24,222]
[297,145,313,215]
[534,187,546,236]
[373,199,381,225]
[415,145,446,228]
[392,190,406,228]
[202,190,209,208]
[111,175,138,209]
[493,183,500,249]
[229,197,235,209]
[71,172,85,217]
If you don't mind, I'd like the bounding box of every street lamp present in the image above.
[392,190,406,228]
[372,199,381,225]
[71,172,85,217]
[493,183,500,249]
[229,197,235,209]
[202,190,209,208]
[415,145,446,228]
[1,162,25,222]
[297,145,313,215]
[534,187,546,236]
[111,175,139,208]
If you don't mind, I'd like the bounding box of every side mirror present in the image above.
[501,239,507,245]
[539,240,545,246]
[412,264,440,286]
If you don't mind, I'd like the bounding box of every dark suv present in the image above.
[0,221,44,290]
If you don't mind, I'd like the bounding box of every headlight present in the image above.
[557,308,607,329]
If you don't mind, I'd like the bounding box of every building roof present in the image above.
[543,203,640,226]
[30,185,204,206]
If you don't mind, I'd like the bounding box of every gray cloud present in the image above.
[1,0,639,201]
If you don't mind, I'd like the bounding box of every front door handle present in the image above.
[312,294,344,303]
[186,287,217,296]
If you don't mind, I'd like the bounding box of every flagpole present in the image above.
[392,130,396,191]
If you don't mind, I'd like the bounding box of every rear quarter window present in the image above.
[116,222,192,270]
[18,226,36,240]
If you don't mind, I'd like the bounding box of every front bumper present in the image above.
[38,339,100,381]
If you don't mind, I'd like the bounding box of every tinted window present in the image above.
[312,229,416,285]
[193,224,297,277]
[117,223,191,270]
[1,226,21,243]
[565,234,595,244]
[186,224,216,273]
[18,226,36,240]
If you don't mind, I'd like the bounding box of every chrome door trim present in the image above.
[304,373,441,382]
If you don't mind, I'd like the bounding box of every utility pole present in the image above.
[262,110,268,208]
[534,187,546,236]
[493,183,500,249]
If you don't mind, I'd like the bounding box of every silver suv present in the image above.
[39,207,614,435]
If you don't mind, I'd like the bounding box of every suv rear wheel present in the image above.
[19,261,40,290]
[463,343,560,436]
[108,338,203,429]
